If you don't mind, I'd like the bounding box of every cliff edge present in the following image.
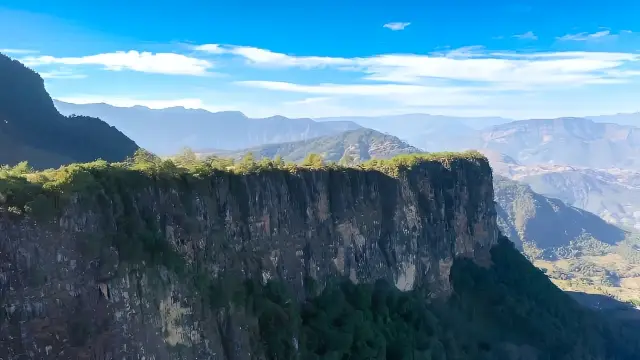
[3,152,638,359]
[0,152,498,359]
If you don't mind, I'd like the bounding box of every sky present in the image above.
[2,0,640,119]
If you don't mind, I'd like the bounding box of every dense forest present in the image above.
[243,237,640,360]
[0,53,138,169]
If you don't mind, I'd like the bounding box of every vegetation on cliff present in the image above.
[0,149,488,216]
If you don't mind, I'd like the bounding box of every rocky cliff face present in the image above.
[0,155,497,359]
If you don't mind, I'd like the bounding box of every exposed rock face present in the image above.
[0,157,497,359]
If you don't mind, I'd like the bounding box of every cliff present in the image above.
[2,153,639,359]
[0,152,498,359]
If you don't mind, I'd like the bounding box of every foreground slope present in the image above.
[0,152,638,359]
[54,100,361,155]
[207,128,422,163]
[0,54,138,169]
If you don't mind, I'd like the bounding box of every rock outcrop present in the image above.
[0,154,496,359]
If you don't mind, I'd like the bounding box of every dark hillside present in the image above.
[0,53,138,169]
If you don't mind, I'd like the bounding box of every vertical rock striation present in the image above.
[0,155,497,359]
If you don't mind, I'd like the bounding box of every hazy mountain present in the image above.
[203,128,422,163]
[588,113,640,127]
[317,116,640,170]
[477,117,640,169]
[516,169,640,231]
[0,54,138,169]
[494,175,627,252]
[317,113,512,129]
[486,151,640,231]
[54,100,361,155]
[317,114,492,151]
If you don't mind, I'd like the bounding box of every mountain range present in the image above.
[53,100,361,155]
[484,151,640,231]
[477,118,640,169]
[55,100,640,169]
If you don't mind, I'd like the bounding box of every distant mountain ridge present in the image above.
[485,151,640,231]
[54,100,640,166]
[319,116,640,170]
[317,114,489,151]
[54,100,361,155]
[202,128,422,163]
[587,113,640,127]
[0,54,138,169]
[478,117,640,169]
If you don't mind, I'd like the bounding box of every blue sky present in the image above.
[2,0,640,119]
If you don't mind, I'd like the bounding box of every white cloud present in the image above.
[236,81,492,107]
[557,30,615,41]
[194,44,351,68]
[383,22,411,31]
[196,43,640,88]
[22,50,213,76]
[236,81,436,95]
[513,31,538,40]
[0,48,38,55]
[39,70,87,79]
[284,97,332,105]
[191,44,226,54]
[37,42,640,119]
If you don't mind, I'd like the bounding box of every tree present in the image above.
[174,147,198,168]
[237,152,258,172]
[241,152,256,166]
[339,154,355,166]
[130,148,161,172]
[10,161,33,175]
[302,153,323,168]
[274,155,285,168]
[132,148,160,165]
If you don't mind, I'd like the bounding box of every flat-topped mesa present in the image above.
[0,151,498,359]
